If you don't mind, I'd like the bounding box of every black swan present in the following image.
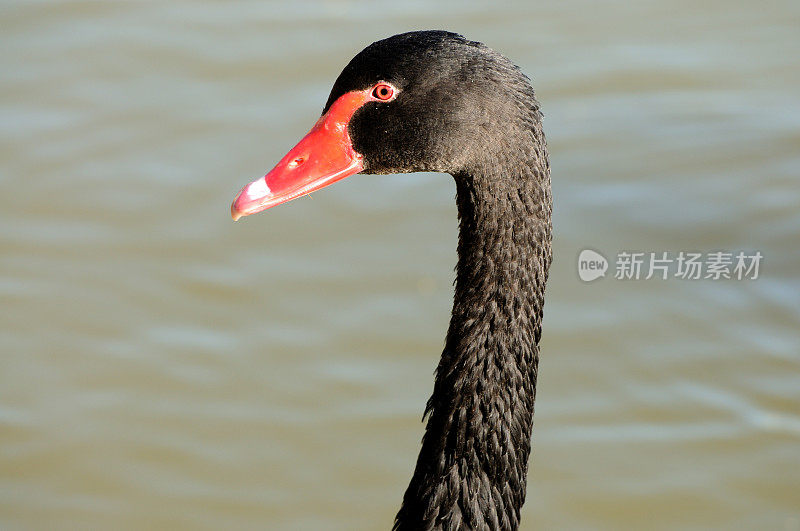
[231,31,551,531]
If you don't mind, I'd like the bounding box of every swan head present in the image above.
[231,30,541,220]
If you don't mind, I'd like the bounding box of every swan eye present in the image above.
[372,83,396,101]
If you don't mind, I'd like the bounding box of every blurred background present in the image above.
[2,1,799,529]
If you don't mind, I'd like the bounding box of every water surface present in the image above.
[2,1,799,529]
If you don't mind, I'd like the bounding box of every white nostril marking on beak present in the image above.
[246,178,271,199]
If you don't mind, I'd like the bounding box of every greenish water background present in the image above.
[2,1,799,529]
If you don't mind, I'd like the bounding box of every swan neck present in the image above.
[395,164,552,530]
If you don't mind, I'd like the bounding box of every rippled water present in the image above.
[2,1,799,529]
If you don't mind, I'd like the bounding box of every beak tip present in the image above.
[231,203,243,222]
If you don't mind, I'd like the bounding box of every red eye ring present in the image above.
[371,83,395,101]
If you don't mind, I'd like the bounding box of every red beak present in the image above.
[231,90,372,221]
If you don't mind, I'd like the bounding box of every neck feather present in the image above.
[394,157,552,530]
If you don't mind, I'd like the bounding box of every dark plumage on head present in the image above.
[324,31,545,179]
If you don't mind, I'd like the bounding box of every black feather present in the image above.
[327,31,552,530]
